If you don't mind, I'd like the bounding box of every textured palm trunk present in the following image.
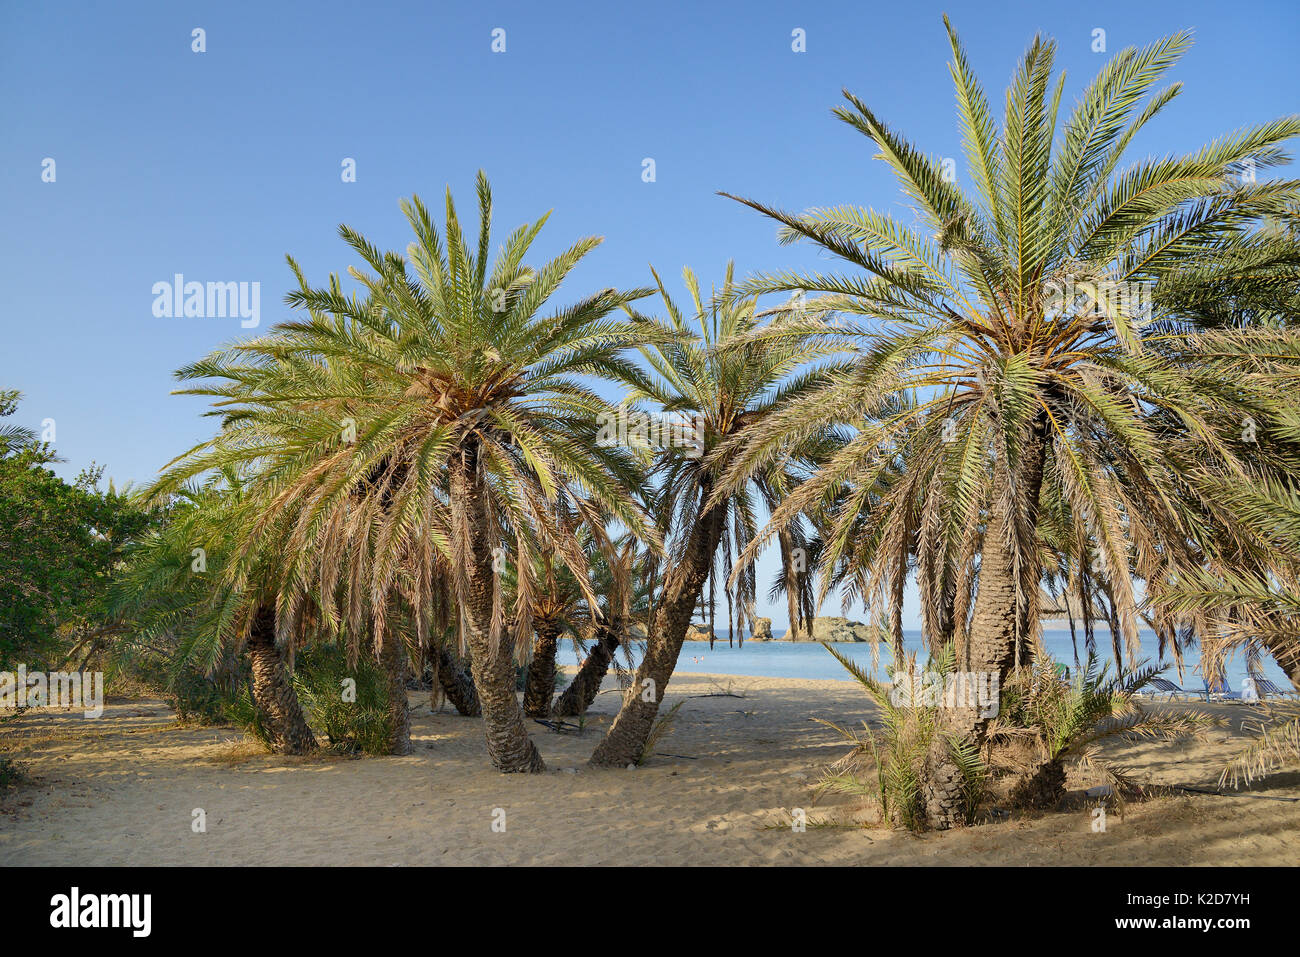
[433,646,481,716]
[1102,585,1124,677]
[779,531,800,640]
[523,620,561,718]
[890,553,906,660]
[367,459,413,754]
[246,604,317,755]
[378,635,412,755]
[589,496,726,768]
[922,424,1047,829]
[449,447,544,772]
[1011,755,1067,809]
[554,617,621,717]
[1260,631,1300,689]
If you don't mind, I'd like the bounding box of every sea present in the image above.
[558,627,1294,696]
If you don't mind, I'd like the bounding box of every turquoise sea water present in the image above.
[560,628,1294,696]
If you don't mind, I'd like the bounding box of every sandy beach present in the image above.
[2,670,1297,866]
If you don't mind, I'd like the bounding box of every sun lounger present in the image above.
[1249,676,1297,700]
[1145,677,1191,700]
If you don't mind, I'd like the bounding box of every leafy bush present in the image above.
[0,755,27,790]
[169,661,246,725]
[987,654,1214,809]
[1,391,153,670]
[227,686,274,749]
[816,643,985,831]
[107,648,247,727]
[114,640,398,755]
[293,645,394,755]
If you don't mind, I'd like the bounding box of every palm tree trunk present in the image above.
[246,604,316,755]
[1259,630,1300,689]
[449,446,544,772]
[1064,584,1080,670]
[523,621,561,718]
[1101,585,1124,678]
[780,530,801,642]
[923,425,1048,829]
[433,645,481,716]
[589,494,727,768]
[890,548,906,659]
[1011,755,1067,808]
[378,635,411,755]
[554,617,621,716]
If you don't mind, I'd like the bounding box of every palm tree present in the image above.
[0,389,37,454]
[1140,219,1300,687]
[128,473,318,754]
[716,19,1300,827]
[553,533,654,717]
[588,264,840,766]
[816,642,986,831]
[160,173,657,772]
[510,526,598,718]
[151,291,425,754]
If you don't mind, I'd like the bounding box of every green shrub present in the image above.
[169,664,245,725]
[293,645,394,755]
[987,654,1214,809]
[107,648,247,727]
[0,755,27,790]
[227,686,274,749]
[816,643,986,832]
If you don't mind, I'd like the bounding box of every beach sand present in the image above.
[2,671,1297,866]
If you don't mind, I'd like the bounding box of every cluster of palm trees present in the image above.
[122,20,1300,829]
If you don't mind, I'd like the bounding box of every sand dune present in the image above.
[2,671,1297,866]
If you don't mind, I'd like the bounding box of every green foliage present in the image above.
[188,644,396,755]
[715,22,1300,674]
[227,686,274,750]
[816,642,985,831]
[988,654,1214,803]
[168,660,247,725]
[293,645,394,755]
[109,636,250,728]
[0,391,151,669]
[0,755,28,790]
[149,174,662,664]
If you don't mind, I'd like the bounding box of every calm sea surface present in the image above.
[559,628,1293,695]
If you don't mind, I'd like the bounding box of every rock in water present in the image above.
[685,623,714,642]
[750,617,773,641]
[781,616,883,642]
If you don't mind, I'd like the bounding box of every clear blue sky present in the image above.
[3,0,1297,627]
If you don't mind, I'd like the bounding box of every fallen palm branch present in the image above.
[1218,705,1300,790]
